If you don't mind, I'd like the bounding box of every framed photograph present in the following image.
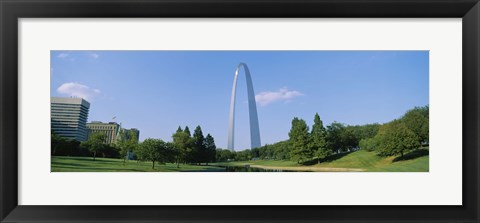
[1,0,479,222]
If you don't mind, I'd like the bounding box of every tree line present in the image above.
[215,105,428,165]
[51,125,217,169]
[168,126,217,168]
[359,105,428,157]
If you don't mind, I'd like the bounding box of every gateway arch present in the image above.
[228,63,261,151]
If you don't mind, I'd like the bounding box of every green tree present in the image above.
[288,117,312,164]
[216,149,235,162]
[326,122,346,153]
[176,126,183,133]
[136,138,170,169]
[235,149,252,161]
[253,140,291,160]
[52,134,83,156]
[192,126,206,164]
[359,137,378,152]
[310,113,330,163]
[117,130,139,165]
[164,142,178,163]
[51,133,66,155]
[172,130,193,167]
[351,124,381,141]
[184,126,191,137]
[204,134,216,164]
[375,120,420,157]
[257,144,273,159]
[85,132,107,161]
[251,147,260,158]
[402,105,429,144]
[99,144,120,158]
[342,126,359,151]
[272,140,291,160]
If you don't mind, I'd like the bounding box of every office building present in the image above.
[51,97,90,142]
[87,121,121,144]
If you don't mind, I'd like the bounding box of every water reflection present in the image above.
[221,165,301,172]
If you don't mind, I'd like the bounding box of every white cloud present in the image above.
[255,87,304,106]
[56,52,75,61]
[57,53,69,58]
[57,82,101,101]
[57,52,100,61]
[89,53,100,59]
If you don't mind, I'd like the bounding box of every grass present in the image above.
[52,149,429,172]
[367,156,429,172]
[51,156,225,172]
[313,149,429,172]
[212,149,429,172]
[314,150,384,169]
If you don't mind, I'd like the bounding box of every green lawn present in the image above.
[315,150,384,169]
[367,156,429,172]
[52,149,428,172]
[313,149,429,172]
[212,149,429,172]
[51,156,225,172]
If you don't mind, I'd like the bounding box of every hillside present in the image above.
[217,149,429,172]
[314,149,429,172]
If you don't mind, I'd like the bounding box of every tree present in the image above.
[176,126,183,133]
[310,113,330,163]
[402,105,429,145]
[164,142,177,164]
[247,140,291,160]
[52,134,83,156]
[216,149,235,162]
[257,144,274,160]
[192,126,206,164]
[99,144,120,158]
[326,122,346,153]
[204,134,216,164]
[136,138,170,169]
[351,124,381,141]
[51,133,64,155]
[117,130,139,165]
[251,147,260,159]
[288,117,312,164]
[85,132,107,161]
[359,137,378,152]
[172,130,193,167]
[374,120,420,157]
[235,149,252,161]
[342,126,359,151]
[184,126,191,137]
[272,140,291,160]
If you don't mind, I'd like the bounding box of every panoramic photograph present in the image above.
[50,50,429,172]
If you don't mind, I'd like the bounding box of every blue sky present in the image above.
[51,51,429,150]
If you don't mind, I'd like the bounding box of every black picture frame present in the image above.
[1,0,479,222]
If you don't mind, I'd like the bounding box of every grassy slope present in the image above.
[314,150,384,169]
[367,156,429,172]
[214,150,429,172]
[51,156,225,172]
[314,150,429,172]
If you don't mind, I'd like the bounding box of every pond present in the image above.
[217,165,305,172]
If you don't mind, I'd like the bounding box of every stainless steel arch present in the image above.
[228,63,261,151]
